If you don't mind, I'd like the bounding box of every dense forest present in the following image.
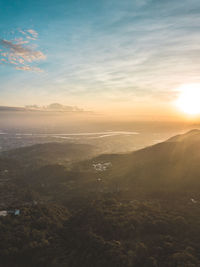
[1,130,200,266]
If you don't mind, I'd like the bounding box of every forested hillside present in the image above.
[1,130,200,266]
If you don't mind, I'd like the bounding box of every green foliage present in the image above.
[1,130,200,266]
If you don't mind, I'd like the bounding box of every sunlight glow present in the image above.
[175,84,200,115]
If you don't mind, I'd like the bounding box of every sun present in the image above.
[175,83,200,115]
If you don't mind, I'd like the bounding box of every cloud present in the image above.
[20,29,38,40]
[0,29,46,72]
[46,103,84,111]
[44,0,200,106]
[14,38,29,45]
[0,103,87,113]
[27,29,38,38]
[15,66,44,72]
[2,0,200,110]
[25,103,85,112]
[0,39,46,62]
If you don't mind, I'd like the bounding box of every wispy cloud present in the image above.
[1,0,200,111]
[15,66,44,72]
[0,29,46,72]
[46,0,200,105]
[20,29,38,40]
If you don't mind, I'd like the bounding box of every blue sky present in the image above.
[1,0,200,115]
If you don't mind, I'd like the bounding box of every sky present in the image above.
[1,0,200,118]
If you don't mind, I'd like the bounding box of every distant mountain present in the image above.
[2,142,98,168]
[166,129,200,143]
[3,129,200,192]
[81,129,200,191]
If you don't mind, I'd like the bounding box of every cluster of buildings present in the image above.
[92,162,112,172]
[0,209,20,217]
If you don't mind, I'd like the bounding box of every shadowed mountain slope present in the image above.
[1,142,97,168]
[80,129,200,190]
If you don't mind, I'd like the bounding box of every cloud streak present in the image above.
[1,0,200,112]
[0,29,46,72]
[46,0,200,106]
